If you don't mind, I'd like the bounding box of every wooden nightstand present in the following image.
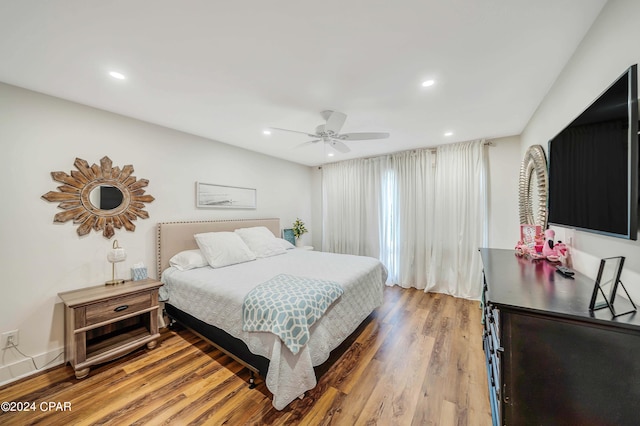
[58,278,162,379]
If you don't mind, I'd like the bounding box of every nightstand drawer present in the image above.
[85,291,152,326]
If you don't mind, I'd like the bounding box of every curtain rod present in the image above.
[436,140,493,147]
[318,140,494,168]
[424,140,494,154]
[385,139,495,156]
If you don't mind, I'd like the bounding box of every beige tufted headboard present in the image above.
[156,218,281,278]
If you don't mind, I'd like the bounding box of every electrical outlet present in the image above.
[1,330,19,348]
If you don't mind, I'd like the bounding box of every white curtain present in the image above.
[322,156,385,257]
[322,140,487,299]
[382,149,435,289]
[427,141,487,298]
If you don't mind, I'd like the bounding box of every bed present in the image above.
[156,218,387,410]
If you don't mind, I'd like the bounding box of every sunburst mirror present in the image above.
[42,156,155,238]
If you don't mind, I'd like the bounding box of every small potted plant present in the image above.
[292,218,308,247]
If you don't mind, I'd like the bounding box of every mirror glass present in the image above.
[528,170,539,224]
[89,185,124,210]
[528,172,538,210]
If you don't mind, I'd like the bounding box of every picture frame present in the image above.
[520,224,541,248]
[589,256,636,317]
[196,182,256,209]
[282,229,295,246]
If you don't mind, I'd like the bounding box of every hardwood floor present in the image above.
[0,286,491,425]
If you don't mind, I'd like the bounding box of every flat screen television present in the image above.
[548,64,638,240]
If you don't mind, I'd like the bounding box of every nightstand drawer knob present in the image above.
[114,305,129,312]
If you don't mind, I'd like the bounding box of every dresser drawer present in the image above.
[85,291,152,326]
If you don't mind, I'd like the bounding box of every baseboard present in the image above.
[0,347,65,387]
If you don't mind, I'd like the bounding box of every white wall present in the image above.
[520,0,640,296]
[487,136,521,249]
[0,83,314,384]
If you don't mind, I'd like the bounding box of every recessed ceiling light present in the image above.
[327,152,335,157]
[263,130,271,135]
[444,131,453,137]
[109,71,126,80]
[421,80,435,87]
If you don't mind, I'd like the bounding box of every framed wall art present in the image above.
[196,182,256,209]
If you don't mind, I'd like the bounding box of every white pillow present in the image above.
[235,226,287,258]
[194,232,257,268]
[276,237,295,250]
[169,249,209,271]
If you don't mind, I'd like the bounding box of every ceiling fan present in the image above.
[269,110,390,153]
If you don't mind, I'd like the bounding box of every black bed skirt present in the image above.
[164,303,270,377]
[165,302,374,382]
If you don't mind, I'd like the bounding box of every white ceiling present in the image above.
[0,0,607,166]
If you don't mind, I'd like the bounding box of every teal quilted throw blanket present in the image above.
[242,274,344,354]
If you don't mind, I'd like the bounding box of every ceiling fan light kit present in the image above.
[270,110,390,154]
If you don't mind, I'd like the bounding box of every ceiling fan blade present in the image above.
[270,127,319,138]
[340,132,390,141]
[294,140,321,149]
[324,111,347,134]
[330,140,350,153]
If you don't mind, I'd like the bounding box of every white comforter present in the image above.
[160,249,386,410]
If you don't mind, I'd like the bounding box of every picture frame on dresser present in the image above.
[519,224,541,249]
[589,256,637,317]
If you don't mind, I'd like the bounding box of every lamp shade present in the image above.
[107,247,127,263]
[106,240,126,285]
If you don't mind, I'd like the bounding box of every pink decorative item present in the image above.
[534,233,545,254]
[542,229,559,258]
[514,240,530,256]
[555,240,570,265]
[555,241,568,257]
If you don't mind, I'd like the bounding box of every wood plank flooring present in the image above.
[0,286,491,425]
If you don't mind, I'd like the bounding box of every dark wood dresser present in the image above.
[480,248,640,426]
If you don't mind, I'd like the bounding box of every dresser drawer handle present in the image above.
[114,305,129,312]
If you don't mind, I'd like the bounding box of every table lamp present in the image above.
[106,239,127,285]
